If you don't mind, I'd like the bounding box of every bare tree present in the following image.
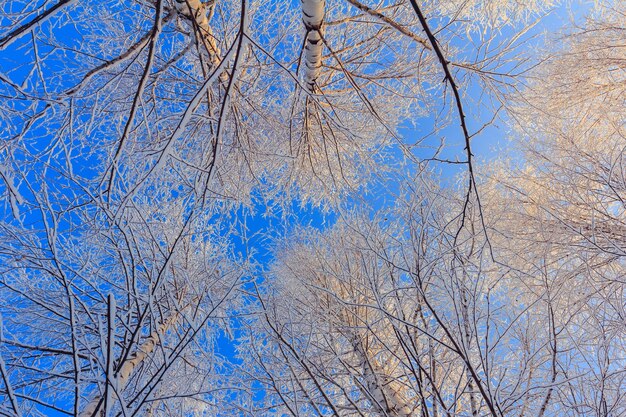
[481,4,626,415]
[0,189,245,415]
[247,178,540,416]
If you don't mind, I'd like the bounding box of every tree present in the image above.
[1,0,621,416]
[250,179,570,416]
[480,4,626,415]
[0,190,246,415]
[244,5,626,417]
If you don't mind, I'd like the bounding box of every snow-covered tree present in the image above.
[2,0,623,416]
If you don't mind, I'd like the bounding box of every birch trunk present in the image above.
[174,0,221,68]
[301,0,325,91]
[79,311,181,417]
[351,334,412,416]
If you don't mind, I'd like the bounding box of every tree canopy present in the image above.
[0,0,624,416]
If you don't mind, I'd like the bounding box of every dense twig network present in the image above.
[0,1,623,416]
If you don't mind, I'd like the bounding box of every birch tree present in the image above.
[480,4,626,415]
[247,178,544,416]
[0,0,557,209]
[252,165,625,417]
[0,190,245,415]
[243,7,626,411]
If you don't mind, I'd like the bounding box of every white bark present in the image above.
[104,295,116,417]
[301,0,325,91]
[79,311,181,417]
[174,0,221,67]
[0,163,25,218]
[0,316,22,417]
[351,334,412,416]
